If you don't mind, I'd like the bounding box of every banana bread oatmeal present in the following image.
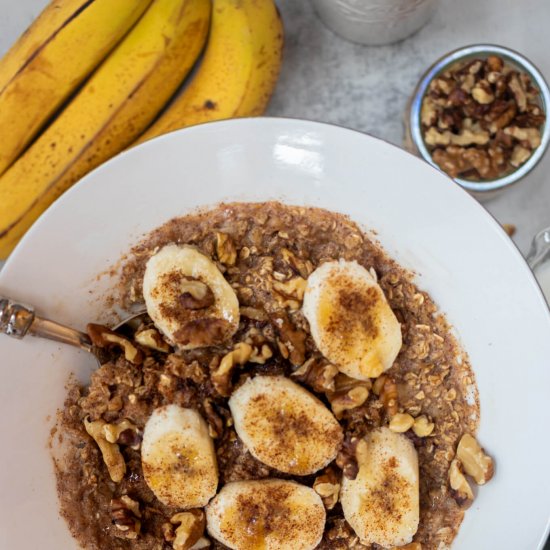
[53,202,493,550]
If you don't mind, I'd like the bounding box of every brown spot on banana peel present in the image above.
[0,56,166,245]
[2,22,218,248]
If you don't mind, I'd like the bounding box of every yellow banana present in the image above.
[0,0,211,259]
[137,0,283,143]
[0,0,88,90]
[0,0,153,176]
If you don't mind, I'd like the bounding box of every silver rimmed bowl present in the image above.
[406,44,550,197]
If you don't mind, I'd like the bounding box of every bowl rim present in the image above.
[408,43,550,193]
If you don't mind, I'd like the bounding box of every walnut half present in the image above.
[84,417,126,483]
[456,434,494,485]
[449,458,474,509]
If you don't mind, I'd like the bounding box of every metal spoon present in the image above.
[0,296,147,358]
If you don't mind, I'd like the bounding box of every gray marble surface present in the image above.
[267,0,550,256]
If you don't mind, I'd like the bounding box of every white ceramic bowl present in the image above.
[0,118,549,550]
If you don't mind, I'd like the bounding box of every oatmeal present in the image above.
[53,202,490,550]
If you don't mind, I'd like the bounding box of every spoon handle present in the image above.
[0,297,92,352]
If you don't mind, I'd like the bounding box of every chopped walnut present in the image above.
[170,510,205,550]
[135,327,171,352]
[271,312,306,366]
[313,467,341,510]
[375,375,399,418]
[336,435,360,480]
[424,127,452,146]
[502,223,516,237]
[162,522,176,543]
[420,55,545,181]
[504,125,541,149]
[216,232,237,266]
[431,146,469,178]
[87,324,143,365]
[451,128,490,146]
[212,343,252,396]
[280,247,312,279]
[508,74,527,112]
[239,306,268,321]
[487,101,517,134]
[421,98,438,126]
[166,355,206,383]
[412,415,435,437]
[472,83,495,104]
[203,398,224,439]
[486,55,503,72]
[84,417,126,483]
[510,145,532,167]
[111,496,141,539]
[389,412,415,433]
[103,419,141,450]
[327,374,371,418]
[462,148,493,178]
[449,458,474,509]
[273,276,307,310]
[456,434,494,485]
[292,355,338,393]
[249,344,273,364]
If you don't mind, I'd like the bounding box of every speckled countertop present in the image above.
[267,0,550,256]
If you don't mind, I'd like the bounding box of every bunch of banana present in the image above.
[0,0,283,259]
[137,0,284,143]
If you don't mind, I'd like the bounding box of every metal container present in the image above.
[405,44,550,199]
[311,0,439,46]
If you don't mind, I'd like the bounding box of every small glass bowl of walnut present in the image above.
[406,44,550,198]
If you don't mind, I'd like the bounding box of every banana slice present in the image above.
[229,375,343,475]
[143,244,239,349]
[340,427,419,547]
[141,405,218,508]
[302,259,402,380]
[206,479,325,550]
